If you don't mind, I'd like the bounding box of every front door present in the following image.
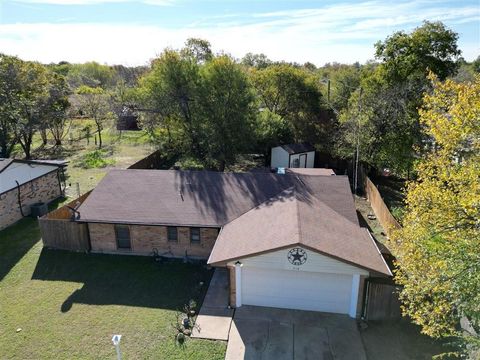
[299,154,307,168]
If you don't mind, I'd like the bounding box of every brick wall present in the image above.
[89,223,219,259]
[0,170,62,230]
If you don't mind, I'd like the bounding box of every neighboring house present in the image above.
[74,169,391,318]
[271,143,315,169]
[0,158,66,230]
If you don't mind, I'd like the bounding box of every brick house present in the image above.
[74,169,391,318]
[0,158,66,230]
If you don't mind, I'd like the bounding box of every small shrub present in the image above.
[391,206,405,222]
[75,149,115,169]
[175,157,205,171]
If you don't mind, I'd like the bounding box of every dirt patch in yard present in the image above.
[355,195,388,245]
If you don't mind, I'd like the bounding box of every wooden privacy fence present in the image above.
[39,191,91,252]
[365,177,401,237]
[363,278,402,321]
[39,219,89,251]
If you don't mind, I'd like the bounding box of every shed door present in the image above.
[242,267,353,314]
[299,154,307,168]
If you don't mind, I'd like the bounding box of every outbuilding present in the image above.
[271,143,315,169]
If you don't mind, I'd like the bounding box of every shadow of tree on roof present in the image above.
[174,171,315,224]
[32,248,213,312]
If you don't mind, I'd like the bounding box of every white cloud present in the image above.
[1,1,478,65]
[11,0,174,5]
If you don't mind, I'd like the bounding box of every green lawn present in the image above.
[0,219,226,359]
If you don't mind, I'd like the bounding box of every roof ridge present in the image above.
[294,189,303,244]
[217,186,296,227]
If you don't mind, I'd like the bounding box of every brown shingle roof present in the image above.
[78,170,357,226]
[79,170,294,226]
[285,168,335,176]
[78,169,390,274]
[207,185,391,275]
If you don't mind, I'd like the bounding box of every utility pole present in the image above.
[326,79,331,103]
[354,87,363,195]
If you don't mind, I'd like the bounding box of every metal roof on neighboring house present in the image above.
[0,159,62,194]
[0,158,14,173]
[77,169,391,275]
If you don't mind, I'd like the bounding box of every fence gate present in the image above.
[363,278,402,320]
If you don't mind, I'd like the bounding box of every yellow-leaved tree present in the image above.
[389,74,480,356]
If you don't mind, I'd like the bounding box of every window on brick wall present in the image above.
[167,227,178,242]
[115,225,131,249]
[190,228,201,244]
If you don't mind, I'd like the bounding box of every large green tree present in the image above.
[137,47,256,170]
[0,54,22,158]
[137,49,203,156]
[389,74,480,357]
[0,54,50,159]
[40,72,71,146]
[250,64,329,149]
[76,85,111,149]
[336,21,461,176]
[198,55,255,171]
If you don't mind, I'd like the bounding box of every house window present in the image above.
[292,158,300,168]
[115,225,131,249]
[190,228,201,244]
[167,227,178,242]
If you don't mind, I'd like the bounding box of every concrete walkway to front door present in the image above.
[191,268,234,341]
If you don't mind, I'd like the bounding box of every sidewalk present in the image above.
[191,268,234,341]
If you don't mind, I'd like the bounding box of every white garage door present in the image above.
[242,267,353,314]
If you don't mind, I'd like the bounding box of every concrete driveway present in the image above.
[226,306,366,360]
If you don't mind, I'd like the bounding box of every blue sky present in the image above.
[0,0,478,65]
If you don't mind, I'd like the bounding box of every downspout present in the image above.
[56,169,64,196]
[15,180,26,217]
[361,278,371,320]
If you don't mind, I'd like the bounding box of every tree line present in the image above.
[1,21,478,173]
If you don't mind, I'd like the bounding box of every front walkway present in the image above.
[191,268,234,341]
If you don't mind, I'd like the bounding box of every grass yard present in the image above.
[12,118,154,198]
[0,219,226,359]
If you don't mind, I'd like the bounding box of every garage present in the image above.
[242,266,353,314]
[229,247,369,317]
[206,175,392,319]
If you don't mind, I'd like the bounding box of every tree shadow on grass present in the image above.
[0,217,41,281]
[32,248,214,313]
[0,197,67,281]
